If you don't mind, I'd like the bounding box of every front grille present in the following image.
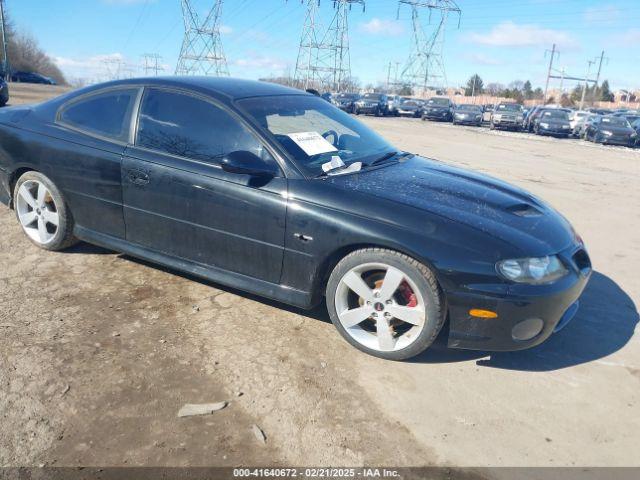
[572,249,592,275]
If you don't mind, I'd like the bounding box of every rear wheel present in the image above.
[326,248,444,361]
[13,171,78,251]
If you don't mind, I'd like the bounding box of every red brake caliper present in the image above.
[398,281,417,308]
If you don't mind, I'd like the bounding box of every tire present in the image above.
[13,171,78,251]
[326,248,444,361]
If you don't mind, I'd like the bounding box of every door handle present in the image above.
[127,170,149,186]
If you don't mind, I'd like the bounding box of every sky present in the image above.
[7,0,640,91]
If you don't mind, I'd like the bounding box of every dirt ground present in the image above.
[0,84,639,469]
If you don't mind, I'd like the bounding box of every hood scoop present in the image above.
[506,203,543,217]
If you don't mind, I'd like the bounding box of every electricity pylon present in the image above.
[175,0,230,76]
[292,0,365,93]
[142,53,165,76]
[397,0,460,94]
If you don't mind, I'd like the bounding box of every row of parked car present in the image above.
[323,92,640,148]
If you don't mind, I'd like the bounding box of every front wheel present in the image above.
[326,248,444,361]
[13,171,78,251]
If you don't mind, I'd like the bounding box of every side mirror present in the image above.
[221,150,278,177]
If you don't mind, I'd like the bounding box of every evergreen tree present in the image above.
[465,74,484,96]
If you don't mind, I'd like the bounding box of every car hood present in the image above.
[599,125,633,134]
[326,156,575,256]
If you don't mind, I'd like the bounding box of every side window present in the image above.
[136,88,275,168]
[59,89,138,141]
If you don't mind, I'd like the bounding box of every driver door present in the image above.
[122,87,287,283]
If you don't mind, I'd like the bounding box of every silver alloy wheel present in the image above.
[15,180,59,245]
[334,262,426,352]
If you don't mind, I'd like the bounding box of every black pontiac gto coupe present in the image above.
[0,78,592,360]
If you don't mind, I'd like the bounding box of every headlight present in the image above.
[602,130,613,136]
[631,132,637,138]
[540,122,549,128]
[497,256,568,284]
[562,125,570,129]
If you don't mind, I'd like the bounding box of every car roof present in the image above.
[71,77,308,102]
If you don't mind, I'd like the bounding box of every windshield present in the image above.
[601,117,630,127]
[427,98,449,106]
[496,104,522,112]
[238,95,397,177]
[456,105,482,112]
[338,93,358,100]
[401,101,419,107]
[542,110,569,120]
[363,93,381,100]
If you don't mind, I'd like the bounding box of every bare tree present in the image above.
[4,16,66,84]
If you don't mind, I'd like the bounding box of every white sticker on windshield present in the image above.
[321,155,346,173]
[287,131,338,156]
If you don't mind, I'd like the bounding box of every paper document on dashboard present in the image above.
[287,131,338,156]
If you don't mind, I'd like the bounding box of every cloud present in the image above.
[220,25,233,35]
[102,0,152,5]
[583,4,621,25]
[467,53,502,66]
[609,28,640,45]
[468,21,578,49]
[358,18,404,36]
[53,53,143,82]
[233,53,288,71]
[101,0,153,5]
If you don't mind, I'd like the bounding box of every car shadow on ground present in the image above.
[116,256,637,372]
[411,271,638,372]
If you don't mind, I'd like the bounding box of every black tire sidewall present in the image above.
[13,171,76,251]
[326,249,443,361]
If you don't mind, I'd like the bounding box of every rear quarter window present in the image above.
[58,88,139,142]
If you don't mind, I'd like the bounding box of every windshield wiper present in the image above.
[366,151,413,167]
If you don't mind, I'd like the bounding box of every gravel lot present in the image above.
[1,85,639,469]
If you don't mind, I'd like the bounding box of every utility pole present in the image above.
[387,61,392,91]
[176,0,229,76]
[558,66,565,103]
[579,59,595,110]
[397,0,461,95]
[0,0,9,81]
[590,50,607,104]
[543,43,558,103]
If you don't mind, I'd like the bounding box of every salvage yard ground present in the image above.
[1,84,639,469]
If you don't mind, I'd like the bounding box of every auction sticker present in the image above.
[287,131,338,156]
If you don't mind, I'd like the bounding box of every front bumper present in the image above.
[423,110,451,120]
[600,136,633,146]
[454,116,482,125]
[357,105,381,114]
[446,245,592,351]
[538,126,571,136]
[492,118,521,129]
[398,109,420,117]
